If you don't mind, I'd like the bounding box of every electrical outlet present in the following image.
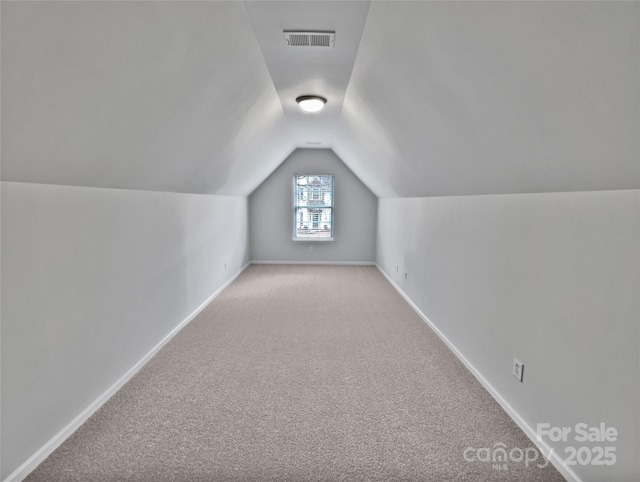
[513,358,524,382]
[309,245,314,253]
[404,271,408,280]
[396,265,399,273]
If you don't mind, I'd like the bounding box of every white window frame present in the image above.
[292,174,334,242]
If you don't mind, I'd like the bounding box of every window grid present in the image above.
[293,174,334,240]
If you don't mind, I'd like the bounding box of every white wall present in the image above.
[250,149,376,264]
[1,182,250,480]
[377,190,639,482]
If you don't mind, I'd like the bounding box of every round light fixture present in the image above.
[296,95,327,113]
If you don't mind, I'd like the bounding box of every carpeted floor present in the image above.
[26,264,565,481]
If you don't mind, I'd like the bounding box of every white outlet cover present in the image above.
[513,358,524,382]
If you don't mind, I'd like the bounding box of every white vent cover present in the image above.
[284,31,335,48]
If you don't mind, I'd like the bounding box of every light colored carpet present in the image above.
[26,264,565,481]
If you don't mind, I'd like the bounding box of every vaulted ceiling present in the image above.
[2,1,638,198]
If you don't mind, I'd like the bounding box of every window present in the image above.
[293,174,334,240]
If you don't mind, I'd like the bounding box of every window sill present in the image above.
[292,238,334,242]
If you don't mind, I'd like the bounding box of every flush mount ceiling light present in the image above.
[296,95,327,113]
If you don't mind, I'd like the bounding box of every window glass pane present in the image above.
[293,175,333,239]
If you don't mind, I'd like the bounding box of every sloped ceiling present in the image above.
[1,1,294,195]
[334,1,639,197]
[2,1,638,198]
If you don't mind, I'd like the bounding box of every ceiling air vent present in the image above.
[284,31,335,48]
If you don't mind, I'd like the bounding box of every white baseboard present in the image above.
[3,262,250,482]
[375,264,581,482]
[250,260,375,266]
